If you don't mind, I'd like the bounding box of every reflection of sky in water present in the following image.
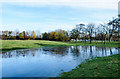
[1,46,119,77]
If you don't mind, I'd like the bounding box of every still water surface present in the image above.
[1,46,119,77]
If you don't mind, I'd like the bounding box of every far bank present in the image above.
[1,40,119,53]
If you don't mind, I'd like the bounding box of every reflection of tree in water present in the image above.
[70,46,80,57]
[104,47,113,56]
[110,48,113,55]
[95,46,103,54]
[78,46,88,57]
[2,47,69,58]
[2,46,118,58]
[89,46,93,58]
[30,49,37,57]
[2,49,36,58]
[95,46,104,56]
[101,47,104,56]
[42,46,69,56]
[81,46,88,53]
[2,52,12,58]
[105,47,107,56]
[94,46,114,56]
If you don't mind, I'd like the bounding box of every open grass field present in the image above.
[60,54,120,77]
[1,40,68,52]
[1,40,119,53]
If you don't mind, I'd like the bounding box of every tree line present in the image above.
[70,17,119,44]
[0,16,120,43]
[1,29,70,42]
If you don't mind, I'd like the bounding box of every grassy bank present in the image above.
[60,54,119,77]
[1,40,68,53]
[1,40,119,52]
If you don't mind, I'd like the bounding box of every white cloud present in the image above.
[1,0,119,32]
[1,22,75,33]
[1,0,119,10]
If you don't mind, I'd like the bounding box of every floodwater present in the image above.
[1,46,119,77]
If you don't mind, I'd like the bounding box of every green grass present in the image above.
[60,54,120,77]
[70,41,119,48]
[0,40,119,53]
[1,40,68,52]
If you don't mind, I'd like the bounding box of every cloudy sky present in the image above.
[0,0,119,33]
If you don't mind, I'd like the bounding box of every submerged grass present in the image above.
[1,40,119,53]
[60,54,120,77]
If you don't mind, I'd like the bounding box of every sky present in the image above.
[0,0,119,33]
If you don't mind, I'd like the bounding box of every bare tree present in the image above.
[70,24,85,42]
[100,23,109,44]
[85,23,95,44]
[108,18,119,42]
[94,26,100,44]
[70,28,80,42]
[76,23,85,40]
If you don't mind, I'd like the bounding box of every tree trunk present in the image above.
[90,36,92,44]
[75,38,77,43]
[110,48,112,55]
[118,25,120,41]
[84,36,86,44]
[109,34,112,42]
[104,37,106,44]
[109,37,112,42]
[85,39,86,44]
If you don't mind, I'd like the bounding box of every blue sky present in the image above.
[1,0,119,33]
